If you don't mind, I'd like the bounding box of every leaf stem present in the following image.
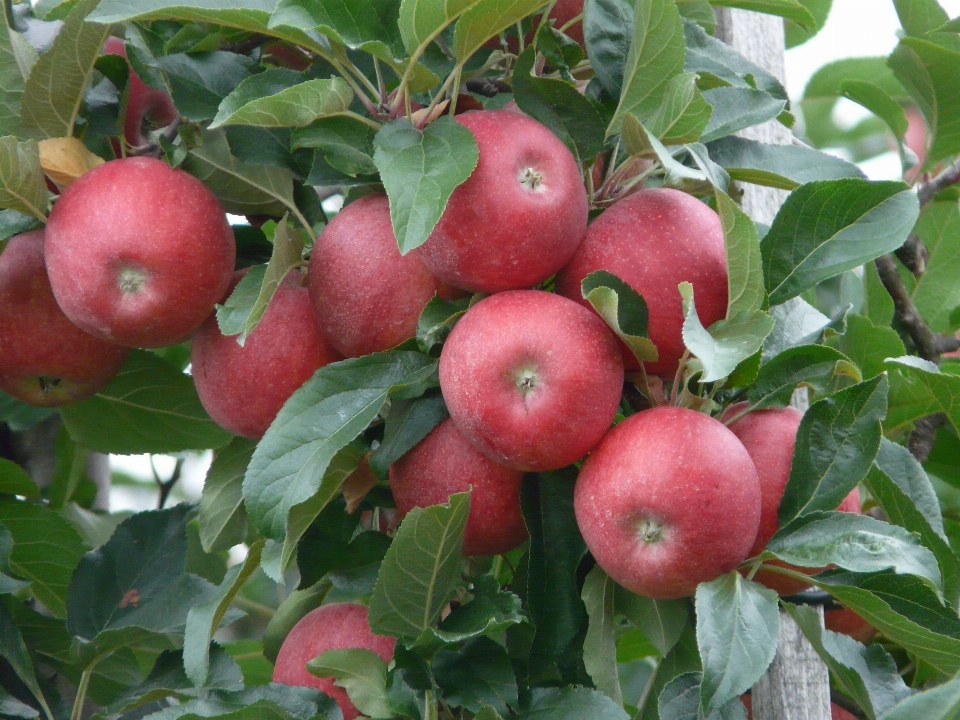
[343,110,383,131]
[55,446,88,509]
[232,594,277,619]
[421,68,461,127]
[424,689,438,720]
[70,669,92,720]
[330,57,379,116]
[670,350,691,406]
[745,557,764,582]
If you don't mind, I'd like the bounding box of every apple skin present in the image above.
[273,603,395,720]
[308,194,455,358]
[555,188,727,378]
[191,270,341,439]
[103,37,178,148]
[550,0,585,45]
[415,110,588,293]
[723,402,862,595]
[439,290,623,472]
[574,407,761,599]
[45,156,236,348]
[824,607,876,644]
[390,419,527,556]
[0,231,129,407]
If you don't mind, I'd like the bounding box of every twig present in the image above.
[874,254,943,362]
[907,413,947,463]
[151,455,185,509]
[918,156,960,205]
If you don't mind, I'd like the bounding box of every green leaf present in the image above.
[879,675,960,720]
[307,648,392,719]
[784,0,831,48]
[521,471,589,685]
[584,0,635,96]
[696,572,779,713]
[767,511,942,592]
[244,351,436,543]
[66,505,213,666]
[0,603,51,720]
[0,458,39,498]
[268,0,405,60]
[581,565,621,704]
[810,570,960,676]
[0,499,86,618]
[657,672,748,719]
[778,375,887,524]
[399,0,486,55]
[512,47,606,163]
[762,180,920,306]
[417,293,474,354]
[708,0,815,30]
[368,491,469,638]
[646,71,712,145]
[894,0,951,37]
[198,438,254,554]
[716,188,764,318]
[211,74,354,129]
[885,357,960,438]
[517,686,630,720]
[0,209,40,243]
[434,636,519,715]
[784,603,911,720]
[825,313,905,380]
[748,344,860,409]
[19,0,117,138]
[97,648,243,719]
[184,540,263,687]
[581,270,658,364]
[609,0,686,134]
[182,129,298,219]
[867,439,960,607]
[639,624,700,720]
[262,579,332,664]
[679,282,775,383]
[911,201,960,333]
[291,116,377,177]
[453,0,551,61]
[134,684,342,720]
[683,19,787,101]
[888,38,960,172]
[59,351,231,454]
[373,117,479,255]
[0,136,48,222]
[614,588,689,658]
[700,87,787,143]
[368,393,448,480]
[414,574,524,648]
[0,13,35,139]
[841,79,909,148]
[706,136,864,190]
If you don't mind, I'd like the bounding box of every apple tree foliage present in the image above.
[2,0,960,718]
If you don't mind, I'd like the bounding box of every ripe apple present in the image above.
[574,406,761,599]
[273,602,395,720]
[439,290,623,471]
[824,606,877,644]
[308,194,457,358]
[555,188,727,378]
[45,156,236,348]
[547,0,584,45]
[0,231,128,406]
[103,37,179,148]
[724,402,862,595]
[415,110,588,293]
[191,269,341,439]
[390,419,527,556]
[904,105,926,183]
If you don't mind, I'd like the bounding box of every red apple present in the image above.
[0,231,128,406]
[273,603,395,720]
[390,419,527,556]
[824,606,877,644]
[904,105,926,183]
[103,37,179,148]
[191,269,341,439]
[574,407,761,599]
[308,194,454,358]
[548,0,584,45]
[724,402,862,595]
[439,290,623,471]
[556,188,727,378]
[415,110,588,293]
[45,156,236,348]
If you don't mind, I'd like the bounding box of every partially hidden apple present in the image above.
[415,110,588,293]
[724,402,862,595]
[103,37,179,149]
[0,231,128,406]
[273,603,394,720]
[45,156,236,348]
[556,188,727,378]
[191,269,341,439]
[439,290,623,472]
[824,606,877,644]
[574,407,761,599]
[308,194,458,358]
[390,418,527,556]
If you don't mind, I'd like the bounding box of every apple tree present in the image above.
[1,0,960,719]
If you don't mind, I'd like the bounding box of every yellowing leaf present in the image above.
[38,137,104,190]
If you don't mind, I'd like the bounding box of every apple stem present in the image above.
[745,557,764,581]
[669,350,691,406]
[69,668,93,720]
[558,12,583,34]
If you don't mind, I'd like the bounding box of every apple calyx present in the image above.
[117,265,148,294]
[37,376,63,394]
[518,166,544,192]
[512,366,539,408]
[636,516,665,544]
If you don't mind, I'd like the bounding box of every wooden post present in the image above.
[713,9,832,720]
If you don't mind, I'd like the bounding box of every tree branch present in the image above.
[918,156,960,205]
[874,254,942,362]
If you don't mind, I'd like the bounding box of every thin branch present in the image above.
[151,455,185,509]
[874,254,942,362]
[918,156,960,205]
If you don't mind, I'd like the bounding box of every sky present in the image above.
[110,0,960,512]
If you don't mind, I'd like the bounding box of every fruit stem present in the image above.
[558,12,583,34]
[669,349,691,406]
[69,669,92,720]
[722,404,752,427]
[744,558,764,582]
